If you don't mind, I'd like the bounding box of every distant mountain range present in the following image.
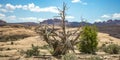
[94,19,120,26]
[0,19,120,38]
[40,18,92,27]
[7,22,39,26]
[0,19,120,27]
[40,18,120,27]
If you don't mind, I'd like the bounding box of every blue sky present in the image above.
[0,0,120,23]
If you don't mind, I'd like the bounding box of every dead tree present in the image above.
[36,3,82,56]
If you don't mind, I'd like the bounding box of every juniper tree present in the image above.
[79,25,98,54]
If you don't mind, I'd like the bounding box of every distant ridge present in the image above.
[40,18,120,27]
[0,20,6,26]
[40,18,92,27]
[94,19,120,26]
[7,22,39,26]
[1,19,120,27]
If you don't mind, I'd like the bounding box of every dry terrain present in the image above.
[0,26,120,60]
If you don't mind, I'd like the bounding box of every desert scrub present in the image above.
[0,34,31,42]
[102,44,120,54]
[40,45,54,54]
[62,53,78,60]
[25,44,40,57]
[39,45,50,49]
[88,56,103,60]
[78,25,98,54]
[0,27,36,42]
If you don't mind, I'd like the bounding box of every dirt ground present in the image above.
[0,27,120,60]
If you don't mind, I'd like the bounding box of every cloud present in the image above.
[7,15,16,20]
[19,17,37,21]
[22,5,28,10]
[72,0,80,3]
[19,17,45,22]
[101,15,110,18]
[0,13,16,20]
[0,9,7,13]
[0,13,5,17]
[0,4,2,7]
[0,13,5,19]
[0,8,13,13]
[5,3,16,11]
[15,5,22,8]
[112,13,120,19]
[101,13,120,19]
[3,3,59,13]
[66,16,75,19]
[71,0,87,5]
[38,6,59,13]
[95,19,102,22]
[27,3,59,13]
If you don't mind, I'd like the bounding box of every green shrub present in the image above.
[62,53,78,60]
[102,44,120,54]
[25,44,40,57]
[79,25,98,54]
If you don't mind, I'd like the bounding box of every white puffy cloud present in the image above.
[19,17,45,22]
[5,3,16,10]
[38,18,46,21]
[3,3,59,13]
[101,15,110,18]
[66,16,75,19]
[38,6,59,13]
[19,17,37,21]
[95,19,102,22]
[0,14,17,20]
[15,5,22,8]
[27,3,59,13]
[72,0,80,3]
[71,0,87,5]
[112,13,120,19]
[0,8,13,13]
[0,13,5,19]
[101,13,120,19]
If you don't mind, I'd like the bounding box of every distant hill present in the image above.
[40,18,120,27]
[0,20,6,26]
[94,19,120,26]
[40,18,92,27]
[94,19,120,38]
[8,22,39,26]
